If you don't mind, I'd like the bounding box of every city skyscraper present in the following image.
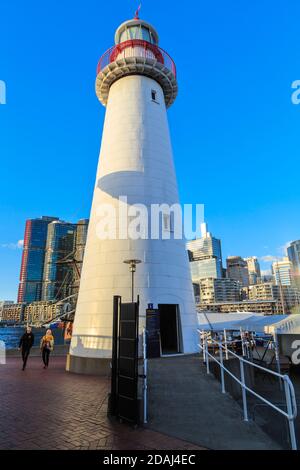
[187,223,223,282]
[17,216,58,303]
[244,256,261,285]
[287,240,300,288]
[72,219,89,295]
[272,257,294,286]
[70,14,198,374]
[226,256,249,287]
[42,220,76,301]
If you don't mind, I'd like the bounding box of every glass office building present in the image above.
[42,221,76,301]
[18,216,59,303]
[187,224,223,282]
[287,240,300,288]
[72,219,89,295]
[272,257,293,286]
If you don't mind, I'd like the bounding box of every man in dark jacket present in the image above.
[19,326,34,370]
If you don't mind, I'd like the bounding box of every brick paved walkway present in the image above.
[0,357,204,450]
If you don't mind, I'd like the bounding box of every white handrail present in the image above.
[198,330,298,450]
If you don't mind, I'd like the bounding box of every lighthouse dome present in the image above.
[115,18,159,45]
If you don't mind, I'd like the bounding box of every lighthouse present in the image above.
[68,14,199,374]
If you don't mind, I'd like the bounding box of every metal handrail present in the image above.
[204,335,297,419]
[198,330,298,450]
[96,39,177,78]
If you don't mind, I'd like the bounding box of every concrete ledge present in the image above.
[66,354,111,377]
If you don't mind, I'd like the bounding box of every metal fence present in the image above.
[198,330,298,450]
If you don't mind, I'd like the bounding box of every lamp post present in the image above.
[123,259,142,302]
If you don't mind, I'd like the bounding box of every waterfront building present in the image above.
[17,216,58,303]
[248,282,300,314]
[272,257,293,286]
[198,278,240,304]
[24,301,57,324]
[244,256,261,285]
[187,223,223,282]
[226,256,249,287]
[287,240,300,288]
[0,301,14,321]
[70,14,199,374]
[42,221,76,301]
[0,303,26,322]
[197,300,282,315]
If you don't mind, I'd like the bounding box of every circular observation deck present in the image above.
[95,39,178,108]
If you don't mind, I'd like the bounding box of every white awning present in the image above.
[198,312,291,334]
[266,314,300,335]
[198,312,260,332]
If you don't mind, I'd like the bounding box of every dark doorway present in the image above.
[158,304,181,355]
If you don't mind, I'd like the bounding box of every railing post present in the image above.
[283,378,297,450]
[219,341,226,394]
[205,336,210,374]
[224,328,228,360]
[143,328,148,424]
[240,327,246,357]
[274,331,283,391]
[202,330,206,364]
[239,358,249,422]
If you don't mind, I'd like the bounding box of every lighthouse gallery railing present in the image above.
[96,39,177,78]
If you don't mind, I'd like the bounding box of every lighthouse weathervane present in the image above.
[134,4,142,20]
[69,12,198,374]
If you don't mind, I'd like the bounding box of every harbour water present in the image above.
[0,326,66,349]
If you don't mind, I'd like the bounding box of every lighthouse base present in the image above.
[66,354,111,376]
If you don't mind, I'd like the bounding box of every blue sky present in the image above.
[0,0,299,300]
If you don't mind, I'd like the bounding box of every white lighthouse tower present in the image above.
[68,13,198,374]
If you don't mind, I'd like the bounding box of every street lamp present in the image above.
[123,259,142,302]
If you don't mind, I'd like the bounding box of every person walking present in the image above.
[18,326,35,371]
[40,329,54,369]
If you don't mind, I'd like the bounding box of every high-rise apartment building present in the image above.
[248,282,300,313]
[226,256,249,287]
[287,240,300,288]
[198,278,241,304]
[187,223,223,282]
[244,256,261,285]
[42,221,76,301]
[17,216,58,302]
[272,257,293,286]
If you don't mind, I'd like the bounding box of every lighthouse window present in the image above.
[141,26,151,42]
[151,90,158,102]
[120,29,129,42]
[129,26,139,40]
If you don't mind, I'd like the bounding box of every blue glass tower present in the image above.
[18,216,58,302]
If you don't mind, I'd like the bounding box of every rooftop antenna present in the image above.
[134,3,142,19]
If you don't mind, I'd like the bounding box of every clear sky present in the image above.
[0,0,299,300]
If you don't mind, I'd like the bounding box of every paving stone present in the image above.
[0,357,205,451]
